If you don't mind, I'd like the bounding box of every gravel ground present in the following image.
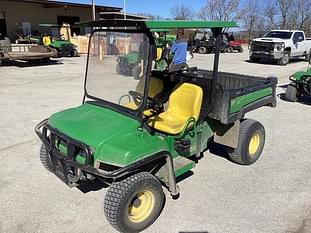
[0,48,311,233]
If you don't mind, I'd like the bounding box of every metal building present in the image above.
[0,0,121,40]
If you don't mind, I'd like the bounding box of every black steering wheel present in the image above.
[128,91,163,113]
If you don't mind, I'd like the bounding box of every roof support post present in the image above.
[92,0,96,21]
[209,27,223,112]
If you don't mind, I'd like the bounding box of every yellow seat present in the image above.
[135,77,164,98]
[148,83,203,135]
[156,48,163,61]
[124,77,164,116]
[42,36,51,46]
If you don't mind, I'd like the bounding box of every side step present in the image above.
[173,156,195,178]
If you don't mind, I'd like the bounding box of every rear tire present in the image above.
[70,49,78,57]
[239,47,243,53]
[40,144,53,172]
[198,46,207,54]
[54,48,60,58]
[104,172,164,233]
[228,119,265,165]
[285,82,298,102]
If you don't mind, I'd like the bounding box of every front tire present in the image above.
[285,82,298,102]
[278,51,290,65]
[228,119,265,165]
[40,144,53,172]
[104,172,164,233]
[305,50,311,62]
[116,63,124,75]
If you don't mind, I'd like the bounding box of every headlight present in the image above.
[274,42,284,51]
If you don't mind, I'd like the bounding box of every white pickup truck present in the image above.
[249,30,311,65]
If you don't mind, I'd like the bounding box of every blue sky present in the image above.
[57,0,208,18]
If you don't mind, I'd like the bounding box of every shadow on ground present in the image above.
[244,58,305,65]
[207,142,231,162]
[1,59,62,68]
[179,231,209,233]
[77,178,109,193]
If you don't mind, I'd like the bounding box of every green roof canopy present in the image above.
[75,19,238,29]
[145,20,237,29]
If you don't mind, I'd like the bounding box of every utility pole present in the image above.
[123,0,126,20]
[92,0,96,21]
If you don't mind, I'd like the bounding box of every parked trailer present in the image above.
[0,38,55,65]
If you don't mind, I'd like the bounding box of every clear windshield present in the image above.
[86,31,150,111]
[264,31,292,39]
[51,27,61,40]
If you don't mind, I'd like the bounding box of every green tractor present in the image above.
[31,24,78,57]
[35,20,277,233]
[116,28,176,79]
[285,56,311,102]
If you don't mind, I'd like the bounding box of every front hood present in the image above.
[48,103,136,147]
[253,38,287,43]
[292,68,311,80]
[48,103,168,166]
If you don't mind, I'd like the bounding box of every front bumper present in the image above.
[35,119,170,183]
[250,50,283,60]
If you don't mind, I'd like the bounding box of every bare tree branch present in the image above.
[170,4,195,20]
[276,0,294,29]
[198,0,239,21]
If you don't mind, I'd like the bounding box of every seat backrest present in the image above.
[156,47,163,61]
[42,36,52,46]
[135,77,164,98]
[167,83,203,120]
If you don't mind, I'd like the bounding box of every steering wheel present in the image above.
[128,91,162,113]
[129,90,143,106]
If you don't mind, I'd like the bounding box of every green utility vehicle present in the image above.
[35,20,277,233]
[32,24,77,57]
[285,56,311,102]
[116,29,176,79]
[116,51,139,76]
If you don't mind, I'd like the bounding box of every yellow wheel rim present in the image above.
[128,190,155,223]
[248,132,260,155]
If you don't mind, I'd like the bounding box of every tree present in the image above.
[170,4,195,20]
[198,0,239,21]
[236,0,262,45]
[294,0,311,31]
[263,2,278,29]
[275,0,294,29]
